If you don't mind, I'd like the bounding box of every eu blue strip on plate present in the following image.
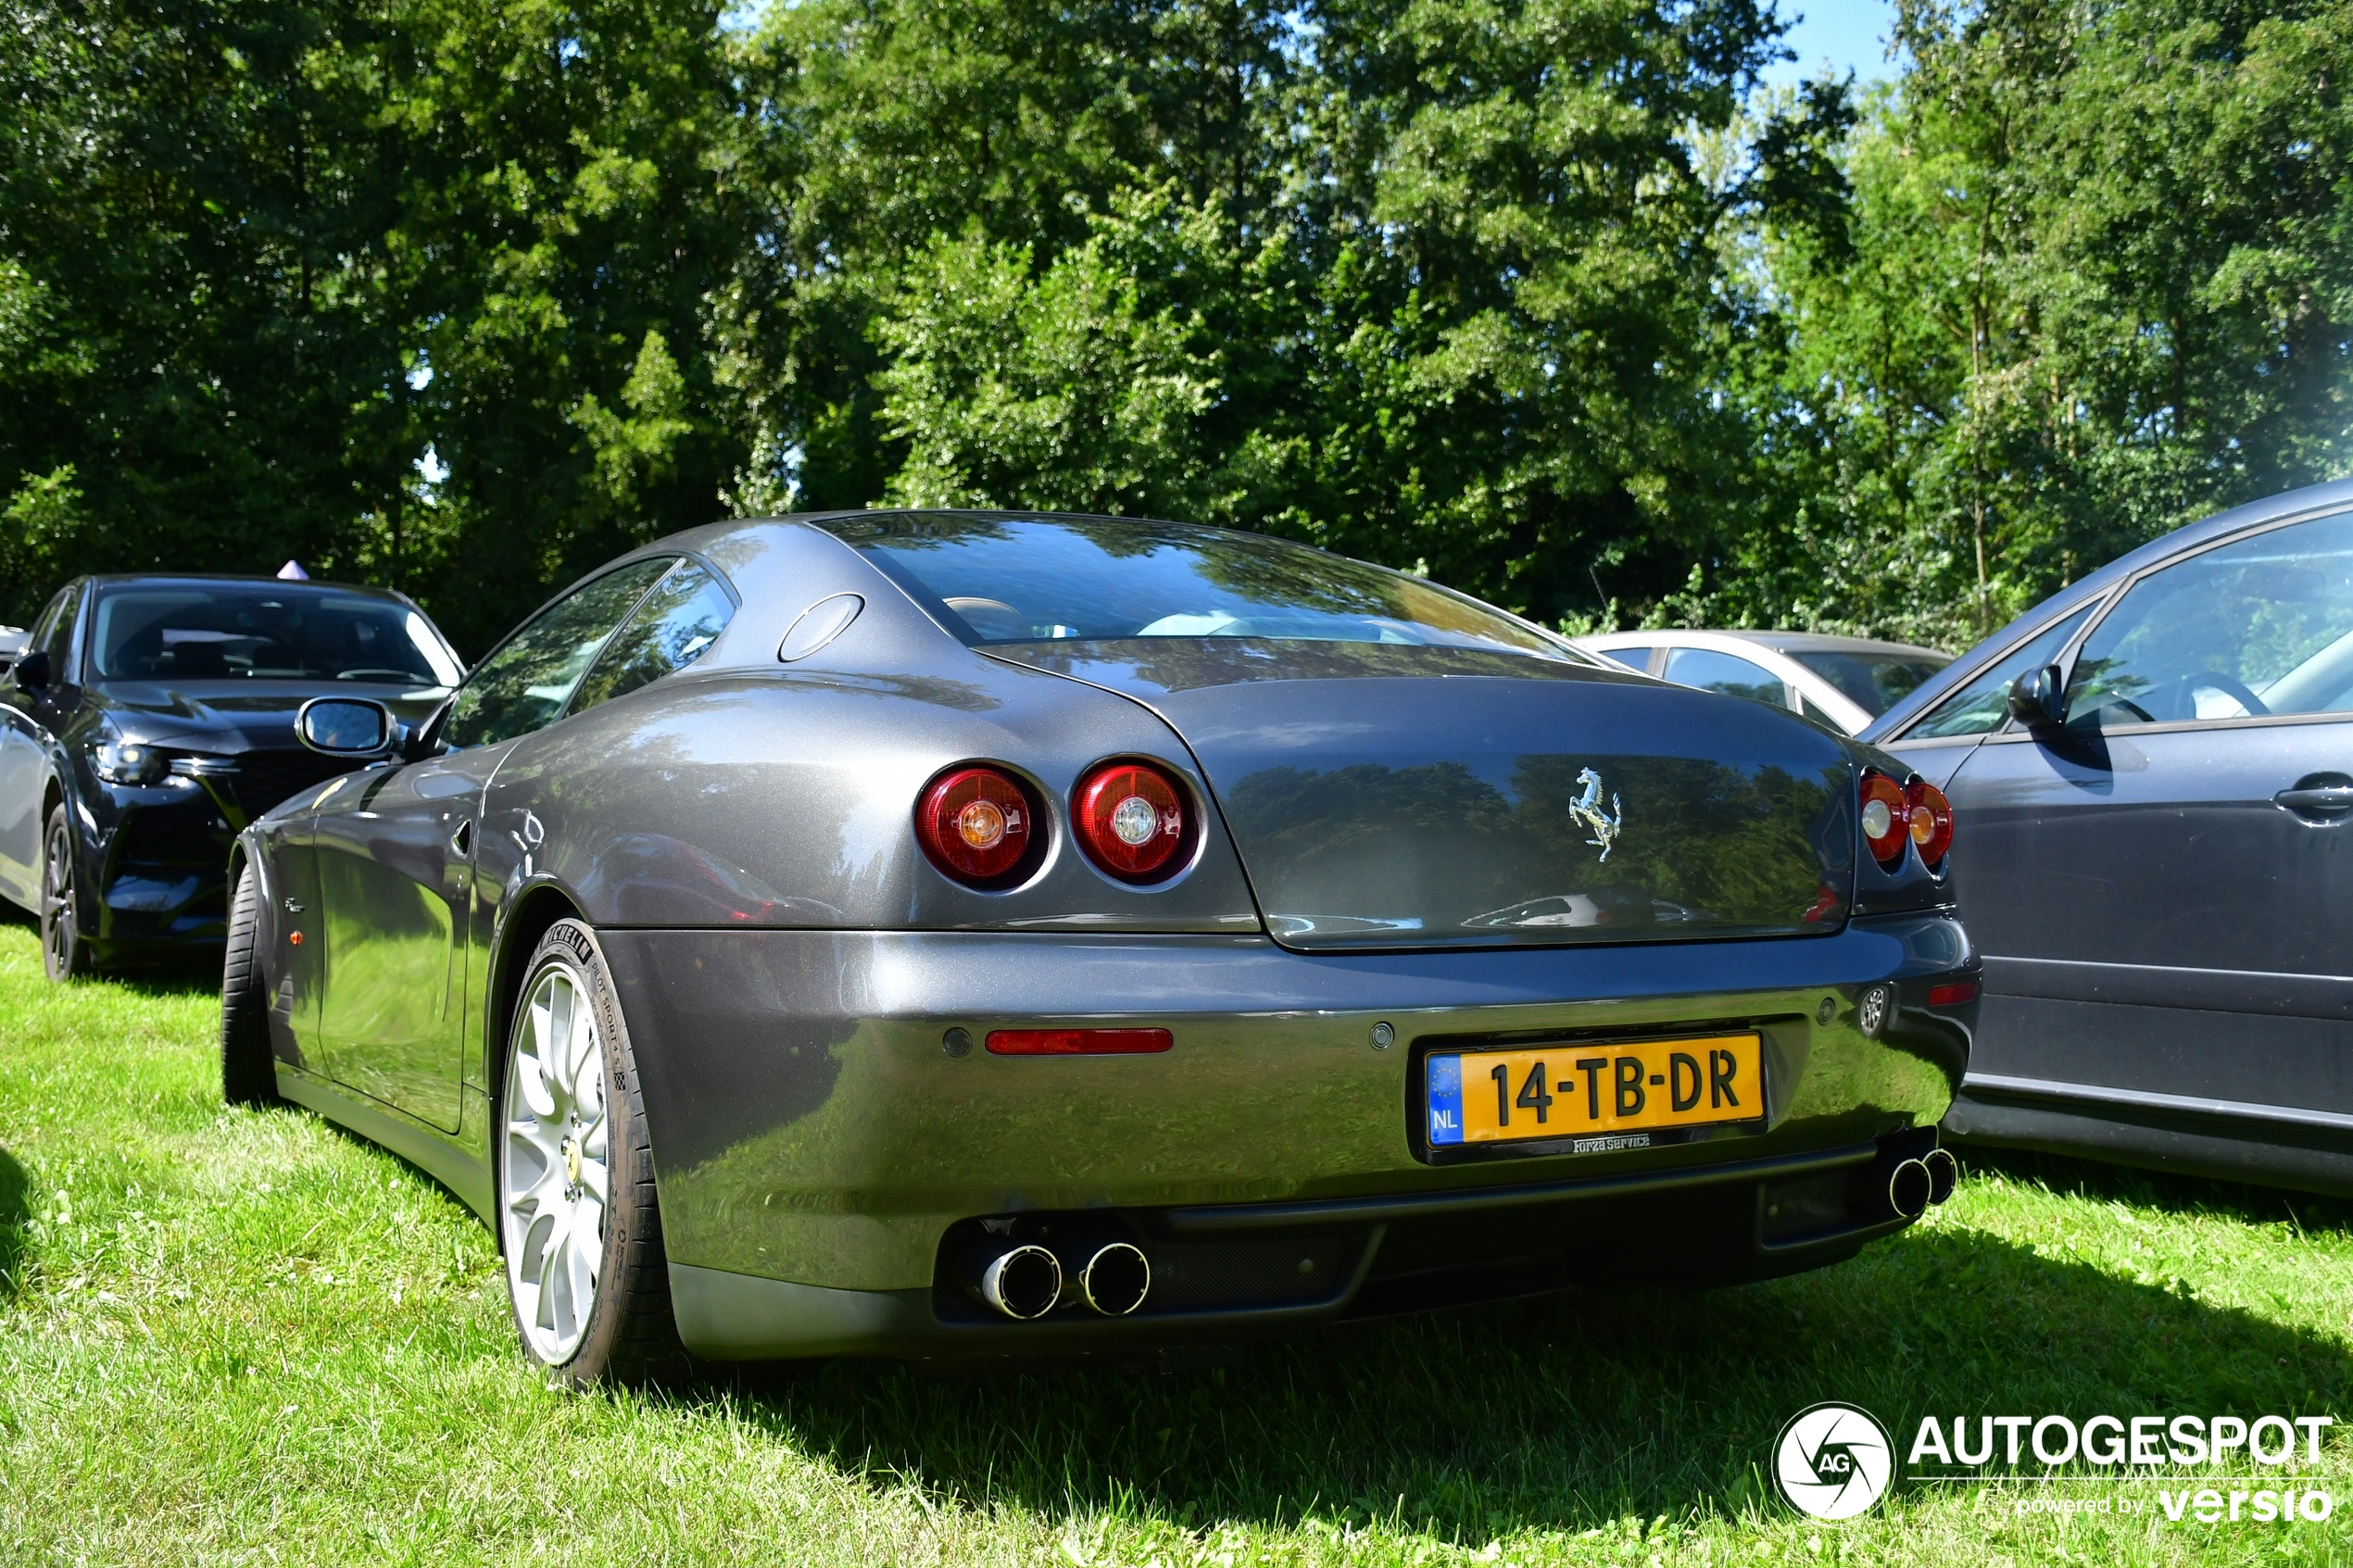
[1427,1052,1463,1146]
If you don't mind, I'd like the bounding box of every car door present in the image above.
[0,588,76,908]
[1932,508,2353,1123]
[310,751,503,1129]
[312,558,675,1131]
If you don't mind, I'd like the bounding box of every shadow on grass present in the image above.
[684,1216,2353,1539]
[88,960,221,1001]
[1959,1143,2353,1236]
[0,1144,25,1300]
[0,893,219,998]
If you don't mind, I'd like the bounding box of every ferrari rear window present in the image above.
[819,514,1568,658]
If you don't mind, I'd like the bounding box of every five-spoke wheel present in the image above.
[502,959,612,1364]
[40,803,85,982]
[496,920,686,1384]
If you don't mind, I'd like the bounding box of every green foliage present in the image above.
[873,207,1218,514]
[0,466,88,604]
[0,0,747,650]
[723,0,1788,625]
[570,330,698,527]
[3,0,2348,652]
[1694,0,2353,648]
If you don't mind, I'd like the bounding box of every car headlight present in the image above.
[94,737,171,785]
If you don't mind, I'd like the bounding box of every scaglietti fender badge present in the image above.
[1569,768,1624,860]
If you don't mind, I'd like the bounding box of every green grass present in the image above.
[1,916,2349,1565]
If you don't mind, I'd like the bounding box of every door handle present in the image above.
[449,819,473,857]
[2274,783,2353,817]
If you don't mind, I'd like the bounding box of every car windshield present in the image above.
[1792,650,1951,716]
[819,514,1569,658]
[91,584,464,686]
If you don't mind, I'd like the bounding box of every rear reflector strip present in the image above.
[986,1028,1174,1056]
[1927,981,1979,1007]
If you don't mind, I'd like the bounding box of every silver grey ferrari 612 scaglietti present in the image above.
[222,512,1981,1382]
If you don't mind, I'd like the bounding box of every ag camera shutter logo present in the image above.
[1775,1402,1896,1519]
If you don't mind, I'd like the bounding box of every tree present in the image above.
[723,0,1795,628]
[0,0,411,621]
[1704,0,2353,648]
[378,0,748,653]
[0,0,747,653]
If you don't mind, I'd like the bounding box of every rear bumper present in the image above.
[669,1129,1938,1363]
[603,910,1976,1357]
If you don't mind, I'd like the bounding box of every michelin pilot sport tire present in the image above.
[497,918,689,1386]
[220,864,281,1106]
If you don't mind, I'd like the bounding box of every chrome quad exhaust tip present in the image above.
[1079,1242,1151,1316]
[1922,1147,1958,1206]
[977,1244,1063,1320]
[1887,1158,1933,1220]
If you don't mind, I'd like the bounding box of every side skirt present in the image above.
[1946,1082,2353,1199]
[276,1066,497,1225]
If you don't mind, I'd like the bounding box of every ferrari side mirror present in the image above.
[296,696,396,758]
[2006,664,2065,728]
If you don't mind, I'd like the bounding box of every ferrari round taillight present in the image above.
[1905,777,1954,867]
[916,765,1038,886]
[1073,759,1189,882]
[1859,771,1908,868]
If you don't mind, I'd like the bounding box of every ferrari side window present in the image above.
[571,560,736,716]
[2064,511,2353,729]
[443,559,673,748]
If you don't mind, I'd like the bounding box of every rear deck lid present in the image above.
[1007,642,1856,948]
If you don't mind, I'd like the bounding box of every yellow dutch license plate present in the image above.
[1425,1035,1764,1150]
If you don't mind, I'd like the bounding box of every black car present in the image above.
[0,574,464,979]
[1865,476,2353,1195]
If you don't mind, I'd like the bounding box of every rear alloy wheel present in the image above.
[497,919,687,1385]
[39,803,87,983]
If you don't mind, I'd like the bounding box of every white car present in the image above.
[1571,629,1953,735]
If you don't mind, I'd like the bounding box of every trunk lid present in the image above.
[998,642,1856,949]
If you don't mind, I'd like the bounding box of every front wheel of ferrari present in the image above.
[497,919,688,1386]
[220,864,281,1106]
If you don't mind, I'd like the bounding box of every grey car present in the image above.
[225,512,1980,1381]
[1865,477,2353,1197]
